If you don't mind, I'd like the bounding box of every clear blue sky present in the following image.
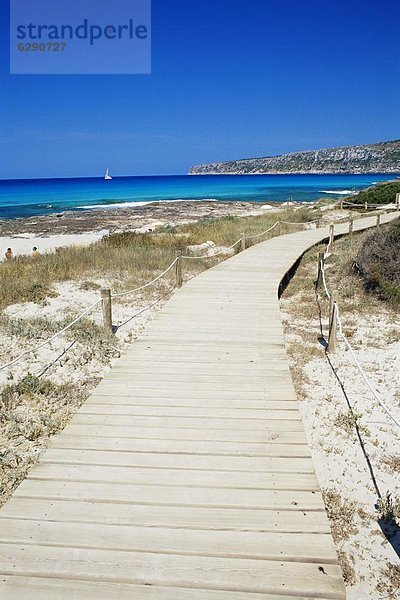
[1,0,399,179]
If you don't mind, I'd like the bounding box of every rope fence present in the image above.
[0,216,316,374]
[0,299,101,372]
[0,207,398,376]
[316,223,400,430]
[339,192,400,211]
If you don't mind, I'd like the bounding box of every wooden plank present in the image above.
[70,414,304,430]
[0,576,342,600]
[0,519,339,563]
[84,398,300,409]
[0,498,332,532]
[63,425,309,442]
[27,463,318,488]
[95,380,296,391]
[109,364,291,374]
[89,389,298,400]
[103,374,292,385]
[41,448,312,471]
[77,407,300,420]
[51,436,312,457]
[0,544,346,597]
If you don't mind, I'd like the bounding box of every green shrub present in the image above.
[350,180,400,206]
[356,220,400,305]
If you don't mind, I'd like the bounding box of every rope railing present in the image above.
[0,299,101,372]
[111,257,179,298]
[280,219,319,225]
[116,284,177,330]
[2,209,396,375]
[244,221,281,240]
[335,305,400,429]
[0,217,314,374]
[340,197,399,210]
[316,228,400,430]
[181,238,242,259]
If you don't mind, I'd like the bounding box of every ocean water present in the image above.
[0,173,396,220]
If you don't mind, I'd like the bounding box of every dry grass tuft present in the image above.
[380,455,400,474]
[376,563,400,599]
[333,409,370,438]
[323,488,359,543]
[0,374,87,506]
[337,550,356,586]
[376,491,400,523]
[0,316,119,364]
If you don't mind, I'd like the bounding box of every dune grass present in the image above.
[356,219,400,306]
[0,374,87,506]
[0,205,318,310]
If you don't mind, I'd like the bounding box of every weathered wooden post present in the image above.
[277,221,282,236]
[240,233,246,252]
[376,213,381,227]
[328,223,334,254]
[176,253,183,289]
[396,193,400,211]
[349,218,354,236]
[328,290,338,353]
[100,288,113,332]
[316,218,321,229]
[364,201,368,211]
[316,252,325,289]
[340,200,343,210]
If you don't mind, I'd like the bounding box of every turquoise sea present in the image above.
[0,173,397,219]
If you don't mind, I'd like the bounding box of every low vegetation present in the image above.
[349,180,400,206]
[0,206,318,310]
[376,491,400,524]
[377,563,400,599]
[322,489,359,543]
[0,316,119,363]
[0,374,87,506]
[356,219,400,306]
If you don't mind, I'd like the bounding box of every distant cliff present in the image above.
[189,140,400,175]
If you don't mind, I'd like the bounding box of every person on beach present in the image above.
[32,246,41,258]
[5,248,13,260]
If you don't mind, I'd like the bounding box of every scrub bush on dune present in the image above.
[356,220,400,305]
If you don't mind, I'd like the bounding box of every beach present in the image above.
[0,200,281,257]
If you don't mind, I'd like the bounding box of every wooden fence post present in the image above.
[100,288,112,332]
[176,253,183,289]
[349,218,354,236]
[328,290,338,353]
[316,219,320,229]
[240,233,246,252]
[328,223,334,254]
[316,252,324,289]
[340,200,343,210]
[376,213,381,227]
[364,201,368,211]
[396,193,400,211]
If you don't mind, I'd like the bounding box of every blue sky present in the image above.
[0,0,399,179]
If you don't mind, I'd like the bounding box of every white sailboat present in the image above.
[104,168,112,180]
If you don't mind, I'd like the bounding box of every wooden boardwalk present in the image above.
[0,213,397,598]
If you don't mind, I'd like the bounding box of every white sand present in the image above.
[281,297,400,598]
[0,230,110,259]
